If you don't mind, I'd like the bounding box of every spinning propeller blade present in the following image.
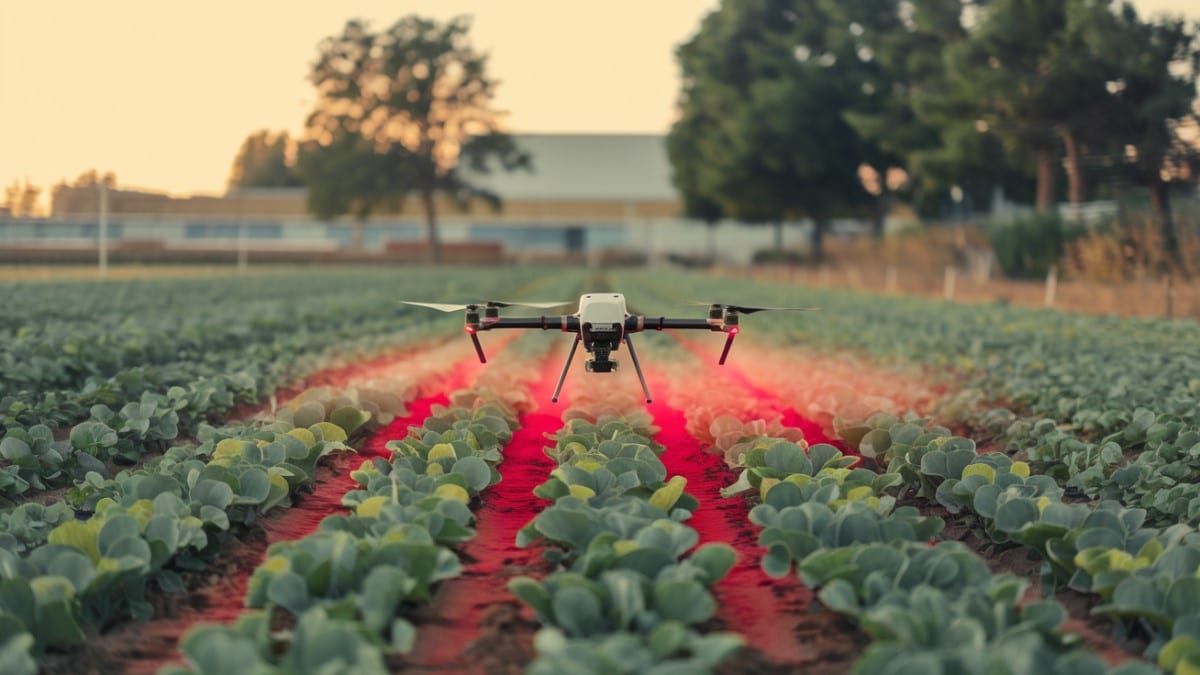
[400,300,570,311]
[490,300,572,309]
[399,301,472,312]
[691,301,820,314]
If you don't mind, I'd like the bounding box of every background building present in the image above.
[5,134,800,265]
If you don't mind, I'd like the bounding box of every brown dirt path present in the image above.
[645,369,864,675]
[396,352,565,674]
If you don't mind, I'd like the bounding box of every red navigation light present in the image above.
[465,325,477,334]
[729,327,740,335]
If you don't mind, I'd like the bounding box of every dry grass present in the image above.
[746,264,1200,320]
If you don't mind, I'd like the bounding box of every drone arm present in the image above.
[481,316,581,332]
[628,317,720,332]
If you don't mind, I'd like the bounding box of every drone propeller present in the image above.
[400,300,571,312]
[400,299,571,365]
[691,301,820,314]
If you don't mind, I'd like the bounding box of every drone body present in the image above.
[401,293,815,403]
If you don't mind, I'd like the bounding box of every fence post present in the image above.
[1166,271,1175,319]
[884,266,897,294]
[1043,266,1058,309]
[943,266,956,301]
[237,221,248,274]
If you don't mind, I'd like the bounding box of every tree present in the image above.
[935,0,1081,212]
[227,130,302,190]
[1091,7,1199,266]
[1,178,43,217]
[304,16,528,262]
[667,107,725,259]
[669,0,868,263]
[295,133,408,250]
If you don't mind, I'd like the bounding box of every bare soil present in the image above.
[647,370,866,674]
[395,356,564,674]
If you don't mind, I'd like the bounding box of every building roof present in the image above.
[464,133,676,201]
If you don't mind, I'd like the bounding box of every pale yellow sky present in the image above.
[1,0,1196,199]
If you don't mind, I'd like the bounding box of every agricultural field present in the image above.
[1,266,1197,674]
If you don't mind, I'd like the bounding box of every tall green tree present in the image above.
[304,16,528,262]
[1092,7,1199,264]
[670,0,869,262]
[227,130,302,190]
[851,0,1036,219]
[667,107,725,259]
[295,134,408,251]
[933,0,1081,212]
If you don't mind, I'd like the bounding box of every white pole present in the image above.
[237,221,248,273]
[943,266,956,301]
[236,189,248,273]
[1044,266,1058,309]
[98,182,109,277]
[1165,271,1174,319]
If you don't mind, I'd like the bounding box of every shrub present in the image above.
[988,212,1083,279]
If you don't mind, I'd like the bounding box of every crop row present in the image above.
[838,411,1200,674]
[510,391,743,674]
[709,422,1150,674]
[0,268,567,499]
[624,270,1200,525]
[0,385,402,674]
[622,272,1200,669]
[165,383,524,674]
[162,332,555,673]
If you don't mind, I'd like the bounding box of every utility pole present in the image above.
[98,181,109,277]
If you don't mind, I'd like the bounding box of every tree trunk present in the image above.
[1035,149,1057,212]
[1060,130,1084,216]
[421,190,442,264]
[773,220,783,251]
[810,217,827,263]
[872,190,891,239]
[1149,177,1180,270]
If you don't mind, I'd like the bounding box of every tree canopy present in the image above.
[227,130,302,190]
[668,0,1200,261]
[302,15,528,259]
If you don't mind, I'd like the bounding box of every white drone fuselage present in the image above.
[576,293,628,372]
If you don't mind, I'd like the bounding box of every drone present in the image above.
[401,293,817,403]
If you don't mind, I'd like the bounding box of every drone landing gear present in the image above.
[549,335,653,404]
[718,327,738,365]
[466,327,487,363]
[624,334,652,404]
[551,336,581,403]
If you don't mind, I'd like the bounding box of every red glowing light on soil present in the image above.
[401,356,564,670]
[646,379,823,667]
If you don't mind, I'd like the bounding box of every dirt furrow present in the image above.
[397,353,564,674]
[644,371,865,675]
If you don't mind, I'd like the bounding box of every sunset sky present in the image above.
[1,0,1197,201]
